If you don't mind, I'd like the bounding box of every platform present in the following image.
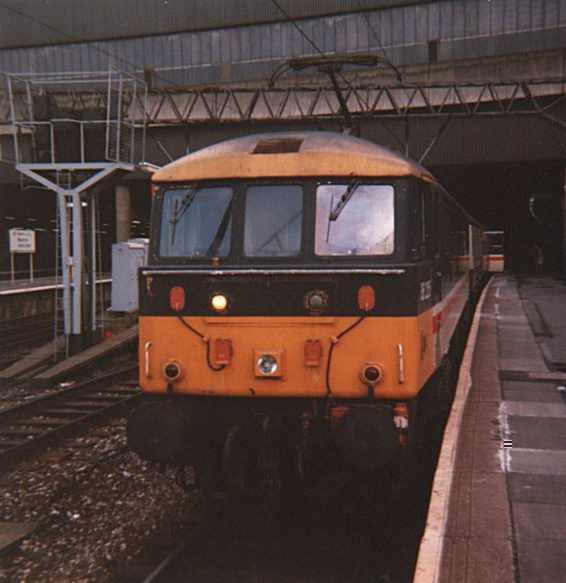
[0,275,112,323]
[0,275,111,296]
[33,324,137,381]
[415,274,566,583]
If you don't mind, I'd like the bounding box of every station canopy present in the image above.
[0,0,426,49]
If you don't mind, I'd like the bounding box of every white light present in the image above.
[211,294,228,312]
[257,355,278,375]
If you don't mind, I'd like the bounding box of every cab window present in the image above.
[315,183,394,256]
[159,186,233,257]
[244,185,303,257]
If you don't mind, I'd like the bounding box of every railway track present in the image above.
[132,488,421,583]
[0,364,139,472]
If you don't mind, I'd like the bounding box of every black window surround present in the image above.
[150,178,407,267]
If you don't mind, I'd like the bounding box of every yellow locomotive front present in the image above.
[128,132,467,490]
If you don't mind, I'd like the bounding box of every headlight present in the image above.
[211,293,229,312]
[254,350,284,378]
[304,289,329,314]
[257,354,278,376]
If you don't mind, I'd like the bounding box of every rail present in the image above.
[0,364,139,472]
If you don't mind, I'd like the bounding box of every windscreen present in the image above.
[315,183,394,256]
[159,186,233,257]
[244,185,303,257]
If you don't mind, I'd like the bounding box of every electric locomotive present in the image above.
[128,131,484,492]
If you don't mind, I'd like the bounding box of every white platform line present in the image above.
[413,277,493,583]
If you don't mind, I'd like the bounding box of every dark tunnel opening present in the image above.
[432,160,564,275]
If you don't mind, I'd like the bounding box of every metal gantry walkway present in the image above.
[0,68,147,350]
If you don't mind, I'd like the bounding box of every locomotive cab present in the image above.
[128,132,483,493]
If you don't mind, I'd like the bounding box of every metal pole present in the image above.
[90,194,97,332]
[141,82,148,163]
[563,168,566,278]
[50,123,56,163]
[96,198,105,335]
[29,253,34,282]
[116,73,124,161]
[10,253,15,283]
[57,190,72,336]
[115,184,131,242]
[105,67,113,161]
[130,80,137,164]
[71,192,84,336]
[80,122,85,163]
[6,76,20,165]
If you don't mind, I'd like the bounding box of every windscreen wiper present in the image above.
[206,201,233,256]
[328,181,359,222]
[169,188,196,245]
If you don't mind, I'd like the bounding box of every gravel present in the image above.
[0,418,195,583]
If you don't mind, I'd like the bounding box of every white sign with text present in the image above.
[9,229,36,254]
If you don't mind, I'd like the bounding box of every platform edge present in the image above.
[412,277,493,583]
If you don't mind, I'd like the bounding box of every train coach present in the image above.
[127,131,485,494]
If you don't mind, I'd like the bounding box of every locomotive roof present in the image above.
[152,132,435,183]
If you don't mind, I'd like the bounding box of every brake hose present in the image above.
[176,316,225,372]
[325,316,366,399]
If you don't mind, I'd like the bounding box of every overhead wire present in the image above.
[269,0,327,59]
[355,2,411,152]
[268,0,369,110]
[356,2,403,83]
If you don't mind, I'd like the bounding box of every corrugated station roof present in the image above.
[0,0,432,49]
[152,131,434,182]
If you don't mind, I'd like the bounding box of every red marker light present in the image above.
[169,286,185,312]
[213,338,233,366]
[304,339,323,367]
[357,285,375,311]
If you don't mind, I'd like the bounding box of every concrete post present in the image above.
[116,184,131,242]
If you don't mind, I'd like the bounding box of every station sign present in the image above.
[9,229,36,254]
